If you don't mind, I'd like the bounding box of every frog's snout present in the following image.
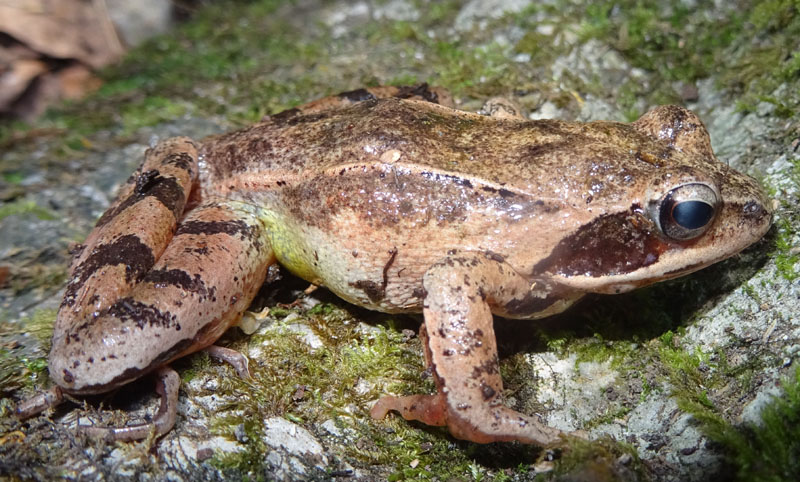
[739,185,774,240]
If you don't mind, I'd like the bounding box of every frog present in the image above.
[16,84,772,445]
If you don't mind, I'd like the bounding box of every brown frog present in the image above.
[18,85,772,444]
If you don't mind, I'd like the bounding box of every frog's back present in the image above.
[200,97,680,202]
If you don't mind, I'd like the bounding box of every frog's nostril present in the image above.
[742,200,771,222]
[743,200,759,214]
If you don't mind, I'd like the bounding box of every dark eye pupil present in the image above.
[672,201,714,229]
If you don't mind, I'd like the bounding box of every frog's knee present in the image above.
[480,97,525,120]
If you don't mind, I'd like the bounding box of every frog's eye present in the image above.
[657,183,718,240]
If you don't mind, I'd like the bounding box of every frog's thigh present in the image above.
[418,253,561,445]
[77,200,271,441]
[131,198,275,351]
[57,137,199,330]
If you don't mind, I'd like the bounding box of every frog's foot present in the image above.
[370,393,447,427]
[79,366,180,442]
[371,393,562,446]
[204,345,250,379]
[15,386,63,419]
[385,251,572,446]
[445,400,563,446]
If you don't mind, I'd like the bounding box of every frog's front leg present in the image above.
[372,253,573,446]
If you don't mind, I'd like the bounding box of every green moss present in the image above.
[6,262,67,296]
[575,1,742,106]
[205,305,441,474]
[770,157,800,281]
[265,306,292,319]
[583,406,633,431]
[211,414,271,478]
[2,171,24,184]
[658,330,800,480]
[572,0,800,120]
[658,331,714,388]
[680,366,800,482]
[571,335,637,371]
[657,331,734,439]
[17,309,56,349]
[119,96,189,135]
[0,200,56,222]
[1,309,56,350]
[0,309,55,395]
[773,219,799,281]
[725,367,800,481]
[721,1,800,118]
[0,348,28,396]
[550,436,646,481]
[426,38,519,95]
[415,0,463,24]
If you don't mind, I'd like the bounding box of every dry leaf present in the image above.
[0,0,123,68]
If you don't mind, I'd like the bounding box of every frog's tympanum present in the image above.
[17,85,772,445]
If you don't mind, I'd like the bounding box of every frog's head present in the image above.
[536,105,773,294]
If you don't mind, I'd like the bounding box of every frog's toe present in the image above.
[79,366,180,441]
[370,393,447,427]
[204,345,250,379]
[372,391,564,446]
[443,404,564,446]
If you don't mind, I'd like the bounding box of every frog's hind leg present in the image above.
[371,252,568,446]
[25,138,273,441]
[17,138,199,419]
[65,197,272,440]
[57,137,201,333]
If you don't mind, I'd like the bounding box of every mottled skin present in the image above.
[20,85,771,444]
